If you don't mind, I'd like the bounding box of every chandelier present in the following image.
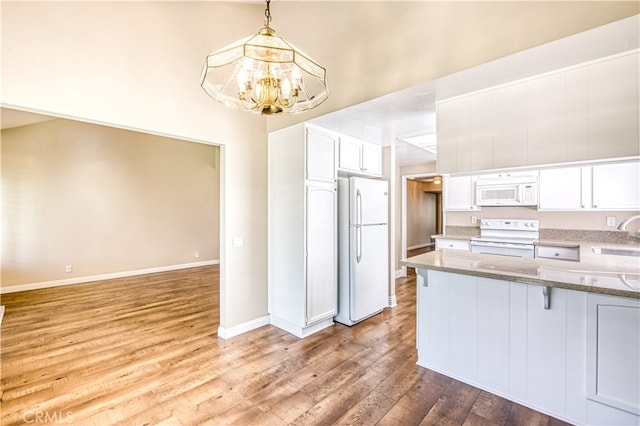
[201,0,328,115]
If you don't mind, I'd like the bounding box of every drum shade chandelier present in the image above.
[201,0,328,115]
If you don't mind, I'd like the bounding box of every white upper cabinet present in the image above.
[337,136,362,172]
[337,135,382,177]
[467,91,493,172]
[588,53,639,160]
[592,161,640,210]
[539,160,640,211]
[361,142,382,176]
[565,67,590,161]
[436,50,639,174]
[527,72,567,165]
[435,99,460,174]
[436,96,472,174]
[443,175,478,211]
[493,83,527,169]
[538,166,591,211]
[306,126,337,183]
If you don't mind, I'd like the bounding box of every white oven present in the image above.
[470,219,539,258]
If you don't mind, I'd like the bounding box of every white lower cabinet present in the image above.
[435,238,470,251]
[587,294,640,418]
[448,274,478,381]
[477,278,511,395]
[305,184,338,325]
[417,270,640,425]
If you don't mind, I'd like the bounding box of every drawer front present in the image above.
[436,239,470,251]
[535,245,580,261]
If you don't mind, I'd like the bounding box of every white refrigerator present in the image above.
[335,177,389,326]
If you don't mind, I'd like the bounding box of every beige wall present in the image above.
[1,119,219,287]
[1,1,267,331]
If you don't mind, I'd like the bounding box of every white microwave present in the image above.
[476,179,538,206]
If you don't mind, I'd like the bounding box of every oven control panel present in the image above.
[480,219,539,231]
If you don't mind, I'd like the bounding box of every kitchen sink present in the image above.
[591,247,640,257]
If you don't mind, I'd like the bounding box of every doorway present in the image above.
[400,174,442,276]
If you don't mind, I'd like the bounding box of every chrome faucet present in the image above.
[618,215,640,231]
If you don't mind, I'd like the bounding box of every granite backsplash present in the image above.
[443,226,638,244]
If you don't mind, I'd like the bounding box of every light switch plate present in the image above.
[233,236,244,248]
[606,216,616,227]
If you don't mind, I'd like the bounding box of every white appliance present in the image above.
[336,177,389,326]
[470,218,539,258]
[476,174,538,206]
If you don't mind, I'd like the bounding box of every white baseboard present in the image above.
[217,315,270,339]
[395,269,407,278]
[0,305,4,325]
[388,295,397,308]
[270,314,334,339]
[0,260,220,294]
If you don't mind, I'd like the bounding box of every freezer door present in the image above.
[350,224,389,322]
[350,177,388,226]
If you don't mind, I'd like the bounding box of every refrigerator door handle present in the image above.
[356,188,363,263]
[356,189,362,226]
[356,226,362,263]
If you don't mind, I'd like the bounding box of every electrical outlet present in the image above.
[471,216,478,225]
[194,251,200,258]
[65,265,72,273]
[606,216,616,227]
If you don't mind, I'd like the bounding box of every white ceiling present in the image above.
[2,15,638,168]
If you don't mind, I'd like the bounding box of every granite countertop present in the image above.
[432,233,479,241]
[401,241,640,299]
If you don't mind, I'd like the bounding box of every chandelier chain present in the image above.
[264,0,272,27]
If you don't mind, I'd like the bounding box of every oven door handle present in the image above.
[470,241,502,247]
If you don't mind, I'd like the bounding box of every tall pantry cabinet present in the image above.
[268,124,338,338]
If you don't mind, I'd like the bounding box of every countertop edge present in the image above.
[400,258,640,300]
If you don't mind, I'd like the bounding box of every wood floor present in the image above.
[1,265,571,425]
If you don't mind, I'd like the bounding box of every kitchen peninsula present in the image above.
[402,244,640,426]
